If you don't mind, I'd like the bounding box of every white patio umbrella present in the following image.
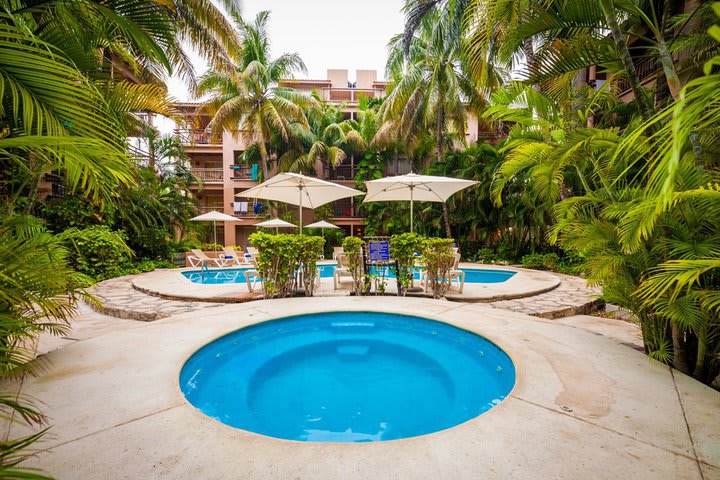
[189,211,241,250]
[304,220,340,238]
[254,217,297,233]
[363,173,478,232]
[236,173,364,233]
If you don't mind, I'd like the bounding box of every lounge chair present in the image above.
[420,252,465,293]
[333,253,356,290]
[332,246,344,260]
[447,253,465,293]
[188,249,229,268]
[223,247,250,266]
[243,258,262,292]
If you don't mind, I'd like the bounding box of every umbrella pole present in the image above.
[299,186,303,235]
[410,185,414,233]
[213,220,218,251]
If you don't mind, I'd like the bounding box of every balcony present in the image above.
[322,88,382,103]
[332,199,365,218]
[198,205,224,213]
[231,164,259,180]
[192,168,223,183]
[325,165,356,181]
[616,58,660,93]
[175,128,221,145]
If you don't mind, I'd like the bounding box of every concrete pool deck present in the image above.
[133,263,562,303]
[7,297,719,479]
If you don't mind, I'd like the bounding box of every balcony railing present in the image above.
[231,165,255,180]
[325,165,356,181]
[198,205,224,213]
[174,128,221,145]
[332,199,365,218]
[322,88,383,103]
[192,168,223,183]
[616,58,660,93]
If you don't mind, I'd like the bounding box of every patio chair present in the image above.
[243,258,262,292]
[333,254,356,290]
[223,247,250,266]
[419,252,464,293]
[332,246,344,260]
[246,246,259,256]
[448,253,465,293]
[188,249,229,268]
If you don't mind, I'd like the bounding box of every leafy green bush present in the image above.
[476,248,497,263]
[421,238,455,299]
[390,233,425,294]
[60,226,134,280]
[521,253,560,271]
[249,233,325,298]
[342,236,364,295]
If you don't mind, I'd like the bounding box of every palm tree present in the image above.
[279,93,350,173]
[198,11,314,179]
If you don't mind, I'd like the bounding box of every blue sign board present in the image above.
[368,241,390,262]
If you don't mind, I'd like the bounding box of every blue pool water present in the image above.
[182,265,516,285]
[180,312,515,442]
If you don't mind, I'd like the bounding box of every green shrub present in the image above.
[390,233,425,295]
[60,226,134,280]
[521,253,560,271]
[476,248,497,263]
[249,233,325,298]
[342,236,364,295]
[421,238,455,299]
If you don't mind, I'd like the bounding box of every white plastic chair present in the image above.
[333,254,355,290]
[188,249,229,268]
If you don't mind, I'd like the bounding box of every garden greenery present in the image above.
[341,236,364,296]
[421,238,456,299]
[389,233,424,295]
[249,233,324,299]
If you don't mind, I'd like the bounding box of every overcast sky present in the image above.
[166,0,406,101]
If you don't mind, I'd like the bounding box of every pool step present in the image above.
[336,345,370,357]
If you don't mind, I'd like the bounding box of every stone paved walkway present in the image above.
[88,275,222,321]
[89,270,604,321]
[486,272,603,319]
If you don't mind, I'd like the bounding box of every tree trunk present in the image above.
[600,0,654,120]
[436,103,444,164]
[671,323,691,375]
[258,140,269,180]
[442,203,452,239]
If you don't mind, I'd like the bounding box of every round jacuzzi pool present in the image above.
[180,312,515,442]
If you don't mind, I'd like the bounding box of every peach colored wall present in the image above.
[221,130,247,246]
[356,70,377,89]
[465,112,479,143]
[327,69,349,88]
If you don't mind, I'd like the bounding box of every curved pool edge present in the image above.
[132,264,561,304]
[173,303,522,446]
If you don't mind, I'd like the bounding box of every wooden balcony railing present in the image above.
[332,199,365,218]
[616,58,660,93]
[325,165,356,181]
[174,128,221,145]
[198,205,224,213]
[192,168,223,182]
[322,88,383,102]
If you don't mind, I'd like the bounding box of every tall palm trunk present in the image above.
[599,0,654,121]
[671,323,691,375]
[258,139,269,180]
[436,103,453,238]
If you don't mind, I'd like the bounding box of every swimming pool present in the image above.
[180,312,515,442]
[182,265,516,285]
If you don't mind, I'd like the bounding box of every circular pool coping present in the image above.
[132,262,561,303]
[17,296,718,479]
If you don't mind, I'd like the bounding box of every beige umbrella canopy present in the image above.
[237,173,364,233]
[189,211,241,250]
[363,173,478,232]
[253,217,297,233]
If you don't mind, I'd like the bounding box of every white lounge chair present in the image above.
[447,253,465,293]
[333,254,356,290]
[420,252,464,293]
[332,246,344,260]
[188,249,229,268]
[243,258,262,292]
[223,247,250,266]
